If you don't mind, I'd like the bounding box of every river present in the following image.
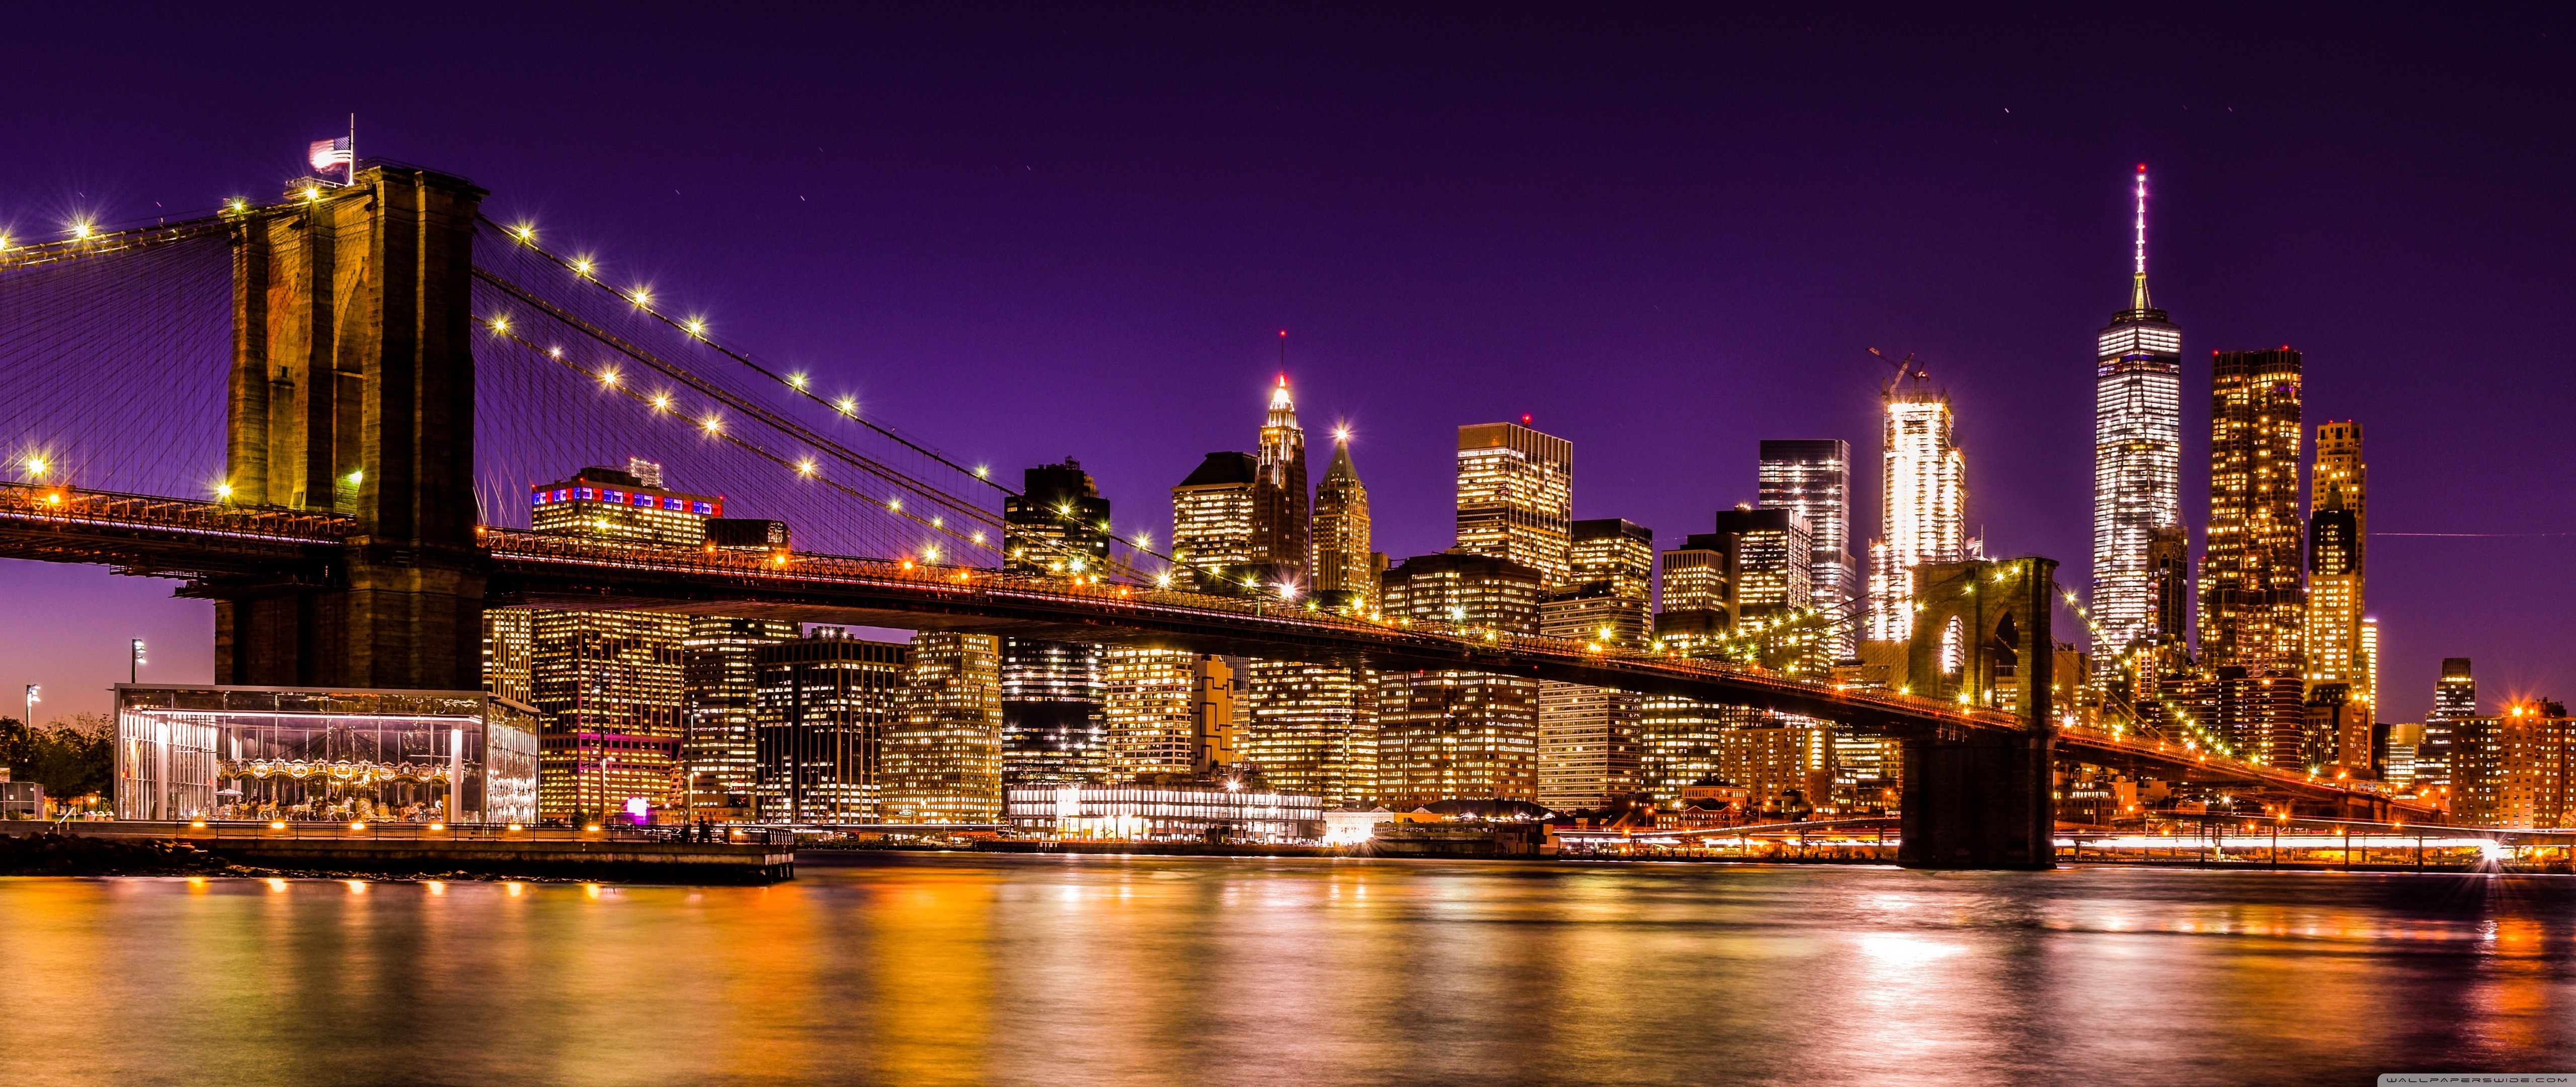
[1,854,2568,1085]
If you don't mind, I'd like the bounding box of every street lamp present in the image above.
[22,684,36,727]
[129,639,146,683]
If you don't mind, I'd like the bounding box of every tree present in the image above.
[3,716,113,803]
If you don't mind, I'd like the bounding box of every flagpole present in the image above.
[348,113,357,187]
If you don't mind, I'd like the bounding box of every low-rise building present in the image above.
[1003,782,1324,841]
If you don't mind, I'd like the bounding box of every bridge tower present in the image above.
[209,166,488,689]
[1897,557,2058,869]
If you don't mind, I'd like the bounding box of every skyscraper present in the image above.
[753,629,908,823]
[1568,518,1655,629]
[1456,420,1573,588]
[1866,378,1966,643]
[1758,439,1855,659]
[1251,376,1311,583]
[1243,658,1378,806]
[1001,460,1112,783]
[1310,429,1375,609]
[2420,657,2478,793]
[683,616,799,818]
[882,631,1002,823]
[1172,451,1259,592]
[2091,166,2185,681]
[2307,422,2369,709]
[1101,647,1200,779]
[1537,575,1649,811]
[2201,347,2306,764]
[523,461,716,824]
[1376,551,1544,807]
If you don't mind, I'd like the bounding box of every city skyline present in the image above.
[0,8,2569,723]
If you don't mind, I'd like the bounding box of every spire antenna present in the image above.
[2131,164,2152,311]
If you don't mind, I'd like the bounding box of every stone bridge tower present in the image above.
[209,166,488,690]
[1897,557,2058,869]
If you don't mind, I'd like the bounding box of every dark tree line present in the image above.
[1,715,112,804]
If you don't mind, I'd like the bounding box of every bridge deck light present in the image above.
[303,186,321,201]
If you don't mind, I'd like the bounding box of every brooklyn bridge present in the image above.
[0,164,2433,865]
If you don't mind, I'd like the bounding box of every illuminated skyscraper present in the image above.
[2201,347,2306,763]
[2091,166,2185,679]
[1533,520,1652,810]
[1102,647,1199,779]
[1377,552,1544,807]
[531,608,688,824]
[1758,439,1855,659]
[2420,658,2478,792]
[2307,422,2369,716]
[528,459,722,547]
[683,616,799,818]
[1001,460,1111,783]
[1252,376,1311,583]
[1456,420,1573,587]
[753,629,908,822]
[1172,451,1259,592]
[1311,430,1375,609]
[882,631,1002,823]
[1244,658,1377,806]
[1865,379,1966,642]
[524,460,716,823]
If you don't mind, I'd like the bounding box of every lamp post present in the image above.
[129,639,146,684]
[22,684,37,727]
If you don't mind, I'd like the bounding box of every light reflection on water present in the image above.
[2,856,2572,1085]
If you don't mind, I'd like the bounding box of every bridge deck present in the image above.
[0,485,2438,820]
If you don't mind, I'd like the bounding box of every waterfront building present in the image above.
[2420,658,2478,794]
[2201,347,2306,765]
[1759,439,1856,660]
[882,632,1002,823]
[114,685,538,825]
[1311,429,1377,609]
[1537,580,1648,810]
[1865,378,1966,642]
[1252,376,1311,583]
[1172,451,1260,592]
[1244,659,1379,807]
[1002,460,1111,783]
[2454,701,2573,828]
[1101,647,1199,779]
[530,608,687,824]
[683,616,799,818]
[2383,723,2423,790]
[1639,696,1731,806]
[2090,166,2185,682]
[1003,782,1325,841]
[1377,551,1544,807]
[1456,420,1573,588]
[752,629,907,823]
[1718,722,1837,815]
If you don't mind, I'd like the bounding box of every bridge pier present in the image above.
[211,166,489,690]
[1896,732,2056,869]
[1893,557,2062,870]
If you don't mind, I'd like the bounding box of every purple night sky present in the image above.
[0,6,2568,720]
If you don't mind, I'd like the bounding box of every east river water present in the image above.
[2,854,2571,1085]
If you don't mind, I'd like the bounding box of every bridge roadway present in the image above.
[0,484,2435,819]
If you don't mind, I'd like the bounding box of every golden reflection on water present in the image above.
[3,862,2575,1083]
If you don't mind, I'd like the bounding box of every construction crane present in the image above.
[1867,347,1928,395]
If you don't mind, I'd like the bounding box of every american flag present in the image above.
[307,136,353,178]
